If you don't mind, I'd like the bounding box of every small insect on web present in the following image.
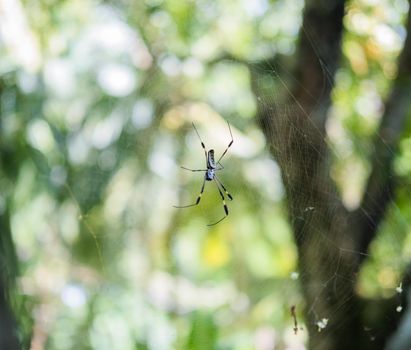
[174,122,234,226]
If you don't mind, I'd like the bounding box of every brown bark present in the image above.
[354,6,411,257]
[252,0,411,348]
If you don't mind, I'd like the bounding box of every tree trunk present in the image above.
[253,0,411,348]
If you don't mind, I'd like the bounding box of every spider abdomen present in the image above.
[206,169,215,181]
[207,150,216,169]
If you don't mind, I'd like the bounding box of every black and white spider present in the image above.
[174,122,234,226]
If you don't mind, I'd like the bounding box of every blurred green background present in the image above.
[1,0,411,349]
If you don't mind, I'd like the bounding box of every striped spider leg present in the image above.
[174,122,234,226]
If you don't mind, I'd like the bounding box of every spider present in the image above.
[174,122,234,226]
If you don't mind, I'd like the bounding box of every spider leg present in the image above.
[207,179,229,226]
[216,162,224,170]
[192,122,208,165]
[214,175,233,200]
[174,175,206,208]
[216,122,233,164]
[181,166,207,172]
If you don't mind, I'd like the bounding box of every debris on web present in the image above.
[316,318,329,332]
[290,271,299,280]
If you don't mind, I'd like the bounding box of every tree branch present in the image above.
[293,0,346,127]
[355,4,411,256]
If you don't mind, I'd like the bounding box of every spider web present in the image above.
[245,22,411,348]
[4,1,411,349]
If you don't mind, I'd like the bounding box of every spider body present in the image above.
[206,150,216,181]
[206,168,215,181]
[207,150,216,169]
[174,122,234,226]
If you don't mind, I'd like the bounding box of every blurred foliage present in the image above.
[0,0,411,349]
